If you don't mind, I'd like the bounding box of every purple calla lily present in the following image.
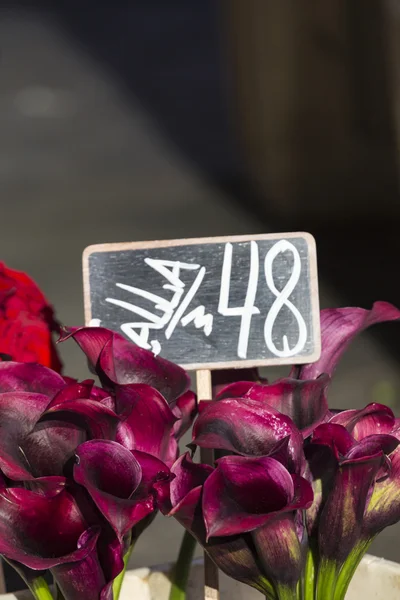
[74,440,170,541]
[60,326,198,457]
[192,397,305,474]
[297,302,400,381]
[214,374,330,438]
[60,327,190,403]
[158,452,312,598]
[0,328,191,600]
[305,405,400,598]
[0,481,110,598]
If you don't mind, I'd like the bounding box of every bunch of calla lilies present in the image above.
[0,302,399,600]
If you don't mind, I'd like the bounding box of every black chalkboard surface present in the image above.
[83,233,320,370]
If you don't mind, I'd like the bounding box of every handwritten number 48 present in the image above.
[218,240,307,359]
[101,240,307,359]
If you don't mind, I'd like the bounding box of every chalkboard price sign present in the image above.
[83,233,320,370]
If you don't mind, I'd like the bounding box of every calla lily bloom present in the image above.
[192,397,305,474]
[0,330,190,600]
[305,405,400,599]
[297,302,400,381]
[158,452,313,598]
[60,326,197,461]
[214,374,330,438]
[59,327,190,403]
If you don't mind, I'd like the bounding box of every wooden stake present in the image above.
[0,560,6,594]
[196,369,220,600]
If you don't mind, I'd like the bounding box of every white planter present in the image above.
[3,554,400,599]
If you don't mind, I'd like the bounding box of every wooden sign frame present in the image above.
[83,232,321,370]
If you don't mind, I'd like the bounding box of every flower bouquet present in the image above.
[0,263,400,599]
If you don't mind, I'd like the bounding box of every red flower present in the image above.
[0,263,62,372]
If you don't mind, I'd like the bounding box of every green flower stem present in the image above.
[333,539,372,600]
[260,576,278,600]
[275,583,298,600]
[169,530,197,600]
[303,545,317,600]
[316,559,338,600]
[29,577,54,600]
[113,543,135,600]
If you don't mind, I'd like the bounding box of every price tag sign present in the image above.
[83,232,320,370]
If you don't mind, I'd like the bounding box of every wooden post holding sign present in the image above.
[83,232,321,600]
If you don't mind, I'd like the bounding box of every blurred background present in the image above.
[1,0,400,591]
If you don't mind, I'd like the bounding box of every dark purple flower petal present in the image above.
[74,440,156,540]
[206,535,270,596]
[170,453,213,509]
[62,327,190,402]
[23,421,86,477]
[51,528,111,600]
[203,455,311,538]
[131,449,171,496]
[0,391,53,479]
[0,361,65,396]
[252,514,303,591]
[47,380,95,408]
[59,326,113,370]
[318,452,384,565]
[297,302,400,381]
[311,423,355,459]
[156,458,269,595]
[115,384,178,464]
[241,374,330,437]
[0,485,93,569]
[213,368,268,400]
[304,444,338,537]
[344,434,399,462]
[40,399,120,440]
[25,476,67,496]
[192,398,304,473]
[330,403,395,440]
[215,381,258,401]
[362,445,400,536]
[172,391,197,440]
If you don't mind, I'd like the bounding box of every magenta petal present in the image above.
[311,423,355,458]
[41,399,120,440]
[363,446,400,535]
[298,302,400,380]
[59,327,113,368]
[99,333,190,401]
[62,326,190,401]
[170,453,213,508]
[318,453,384,564]
[252,514,303,590]
[0,486,91,569]
[161,480,267,594]
[203,455,305,538]
[74,440,155,540]
[115,384,178,464]
[47,381,95,408]
[0,362,65,396]
[192,398,304,473]
[0,391,52,479]
[344,434,399,462]
[242,374,330,437]
[212,368,267,400]
[330,403,395,440]
[172,391,198,440]
[215,381,261,401]
[23,421,86,477]
[51,528,110,600]
[132,450,171,490]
